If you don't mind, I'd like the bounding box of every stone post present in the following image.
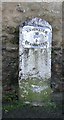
[19,18,52,106]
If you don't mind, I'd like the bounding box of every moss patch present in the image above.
[19,78,53,103]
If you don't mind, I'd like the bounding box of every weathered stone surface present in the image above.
[19,18,52,81]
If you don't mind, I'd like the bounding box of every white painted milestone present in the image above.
[19,18,52,81]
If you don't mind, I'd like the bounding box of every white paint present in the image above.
[22,26,51,49]
[19,18,52,81]
[31,85,48,93]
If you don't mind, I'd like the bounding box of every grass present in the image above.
[3,101,25,112]
[3,100,58,113]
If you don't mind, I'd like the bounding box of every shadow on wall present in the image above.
[2,26,19,86]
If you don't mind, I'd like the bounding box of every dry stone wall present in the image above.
[2,2,63,92]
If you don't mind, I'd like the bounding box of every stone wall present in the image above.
[2,2,63,92]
